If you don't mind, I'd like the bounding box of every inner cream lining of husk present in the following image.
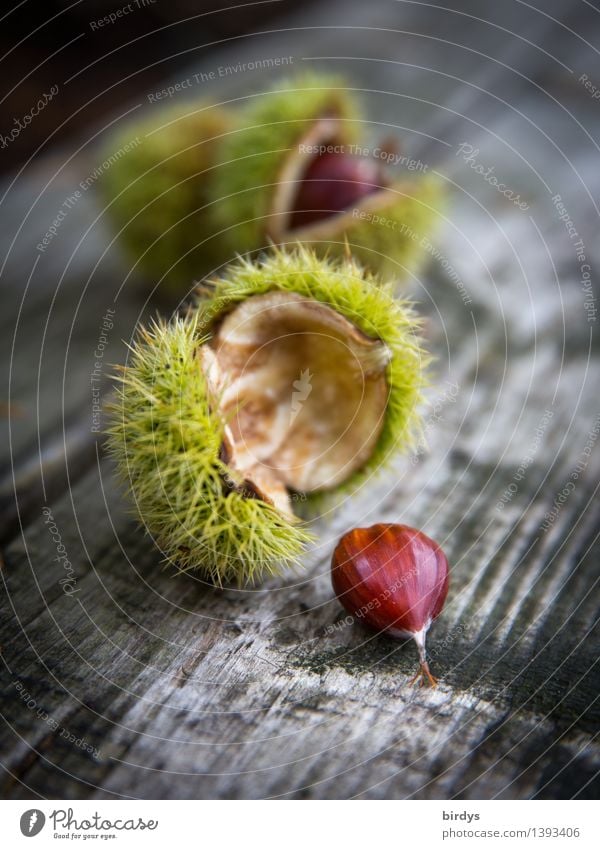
[202,292,391,513]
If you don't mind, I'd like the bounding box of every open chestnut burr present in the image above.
[214,73,443,273]
[108,248,429,585]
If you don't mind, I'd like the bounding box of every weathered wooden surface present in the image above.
[1,0,599,799]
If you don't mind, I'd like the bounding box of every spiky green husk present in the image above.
[100,103,232,292]
[212,73,443,273]
[298,175,446,278]
[101,74,443,291]
[212,72,362,255]
[107,248,427,585]
[199,246,429,492]
[106,313,313,585]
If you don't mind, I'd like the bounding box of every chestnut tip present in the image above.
[409,660,438,688]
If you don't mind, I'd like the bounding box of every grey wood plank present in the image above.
[0,279,153,543]
[0,255,597,797]
[1,0,599,800]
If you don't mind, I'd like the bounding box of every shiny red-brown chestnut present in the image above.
[291,152,384,229]
[331,524,450,687]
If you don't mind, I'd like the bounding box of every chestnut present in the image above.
[331,523,450,686]
[290,151,384,229]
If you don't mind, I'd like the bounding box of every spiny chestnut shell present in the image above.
[100,103,233,291]
[331,523,449,637]
[213,74,444,277]
[106,249,428,586]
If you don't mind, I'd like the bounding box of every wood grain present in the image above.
[0,0,598,799]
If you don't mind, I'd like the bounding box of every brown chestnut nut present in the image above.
[332,523,450,686]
